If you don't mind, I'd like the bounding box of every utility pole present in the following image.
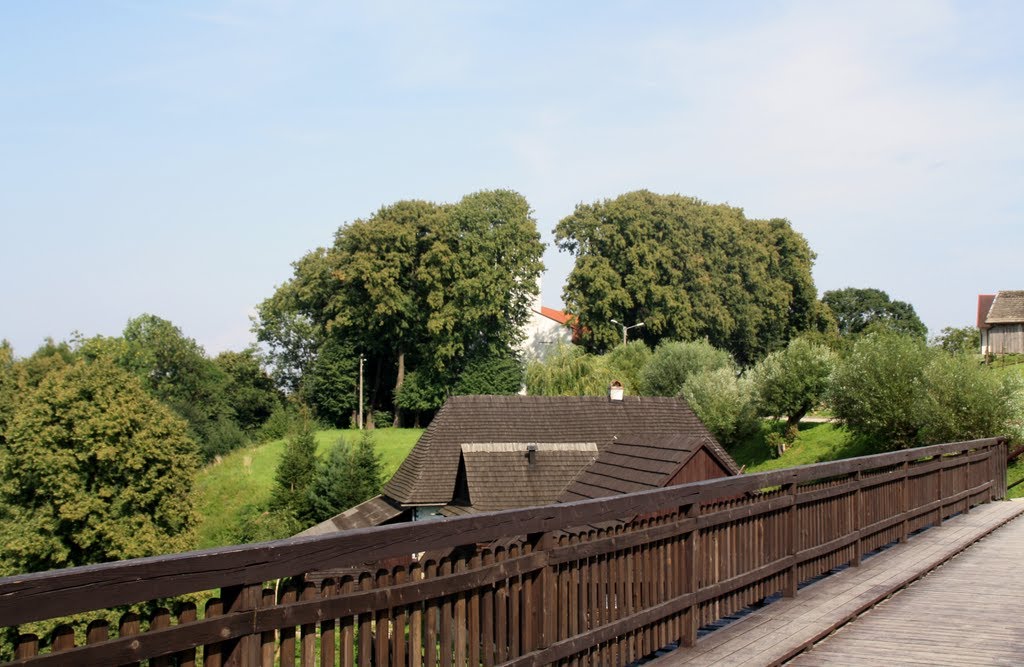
[358,354,364,430]
[610,318,646,345]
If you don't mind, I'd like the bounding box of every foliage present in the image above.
[830,332,932,449]
[212,347,281,432]
[453,349,524,396]
[373,410,393,429]
[831,332,1022,450]
[639,339,735,397]
[0,341,16,444]
[821,287,927,339]
[269,419,318,519]
[750,337,837,428]
[257,400,302,442]
[555,190,823,364]
[300,336,359,427]
[305,431,384,524]
[256,190,545,422]
[252,273,325,393]
[107,315,242,461]
[931,326,980,355]
[525,344,615,396]
[0,358,199,574]
[681,367,759,447]
[916,353,1023,446]
[394,370,448,413]
[603,341,652,395]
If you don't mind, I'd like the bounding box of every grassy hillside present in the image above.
[729,421,867,473]
[194,428,423,548]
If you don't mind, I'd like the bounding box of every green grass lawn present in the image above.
[194,427,423,548]
[729,421,869,474]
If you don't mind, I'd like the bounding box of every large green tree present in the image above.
[0,358,199,573]
[555,191,823,364]
[821,287,927,339]
[255,190,545,423]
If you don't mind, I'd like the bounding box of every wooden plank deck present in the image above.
[648,499,1024,667]
[787,499,1024,666]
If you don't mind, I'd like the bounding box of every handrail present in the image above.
[0,436,1008,666]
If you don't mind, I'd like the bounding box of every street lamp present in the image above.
[610,318,645,345]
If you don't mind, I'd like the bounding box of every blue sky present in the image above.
[2,1,1021,356]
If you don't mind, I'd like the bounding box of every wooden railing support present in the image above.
[222,582,262,667]
[680,502,700,647]
[851,470,863,566]
[784,483,798,598]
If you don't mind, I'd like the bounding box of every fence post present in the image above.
[784,483,798,598]
[222,582,262,667]
[526,531,554,653]
[935,455,945,527]
[900,461,910,543]
[680,502,700,648]
[851,470,863,566]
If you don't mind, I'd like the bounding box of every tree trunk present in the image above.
[393,351,405,427]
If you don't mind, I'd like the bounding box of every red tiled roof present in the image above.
[978,294,996,329]
[540,306,572,326]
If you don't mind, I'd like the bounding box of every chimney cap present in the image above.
[609,380,624,401]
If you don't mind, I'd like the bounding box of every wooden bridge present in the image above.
[0,436,1015,666]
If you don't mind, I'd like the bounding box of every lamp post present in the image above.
[358,354,364,430]
[610,318,645,345]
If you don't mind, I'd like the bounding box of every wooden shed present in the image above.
[980,291,1024,355]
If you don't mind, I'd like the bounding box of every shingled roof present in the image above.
[985,291,1024,324]
[382,394,731,506]
[457,442,597,511]
[558,433,735,503]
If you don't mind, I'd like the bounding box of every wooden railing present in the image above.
[0,437,1008,666]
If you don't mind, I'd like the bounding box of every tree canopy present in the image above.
[750,337,836,429]
[821,287,927,339]
[555,190,826,364]
[0,358,199,573]
[254,190,545,425]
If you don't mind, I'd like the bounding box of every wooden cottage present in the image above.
[300,394,739,537]
[979,291,1024,355]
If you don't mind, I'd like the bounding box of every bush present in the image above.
[831,332,1022,450]
[831,332,931,449]
[373,410,393,429]
[257,401,301,442]
[750,337,836,429]
[603,341,652,395]
[681,367,759,448]
[640,339,735,397]
[917,352,1022,445]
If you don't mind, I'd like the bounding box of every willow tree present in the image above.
[555,190,827,364]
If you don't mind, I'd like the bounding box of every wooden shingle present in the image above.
[382,395,728,506]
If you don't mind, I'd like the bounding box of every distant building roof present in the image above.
[382,395,730,506]
[985,291,1024,325]
[978,294,996,329]
[539,307,572,326]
